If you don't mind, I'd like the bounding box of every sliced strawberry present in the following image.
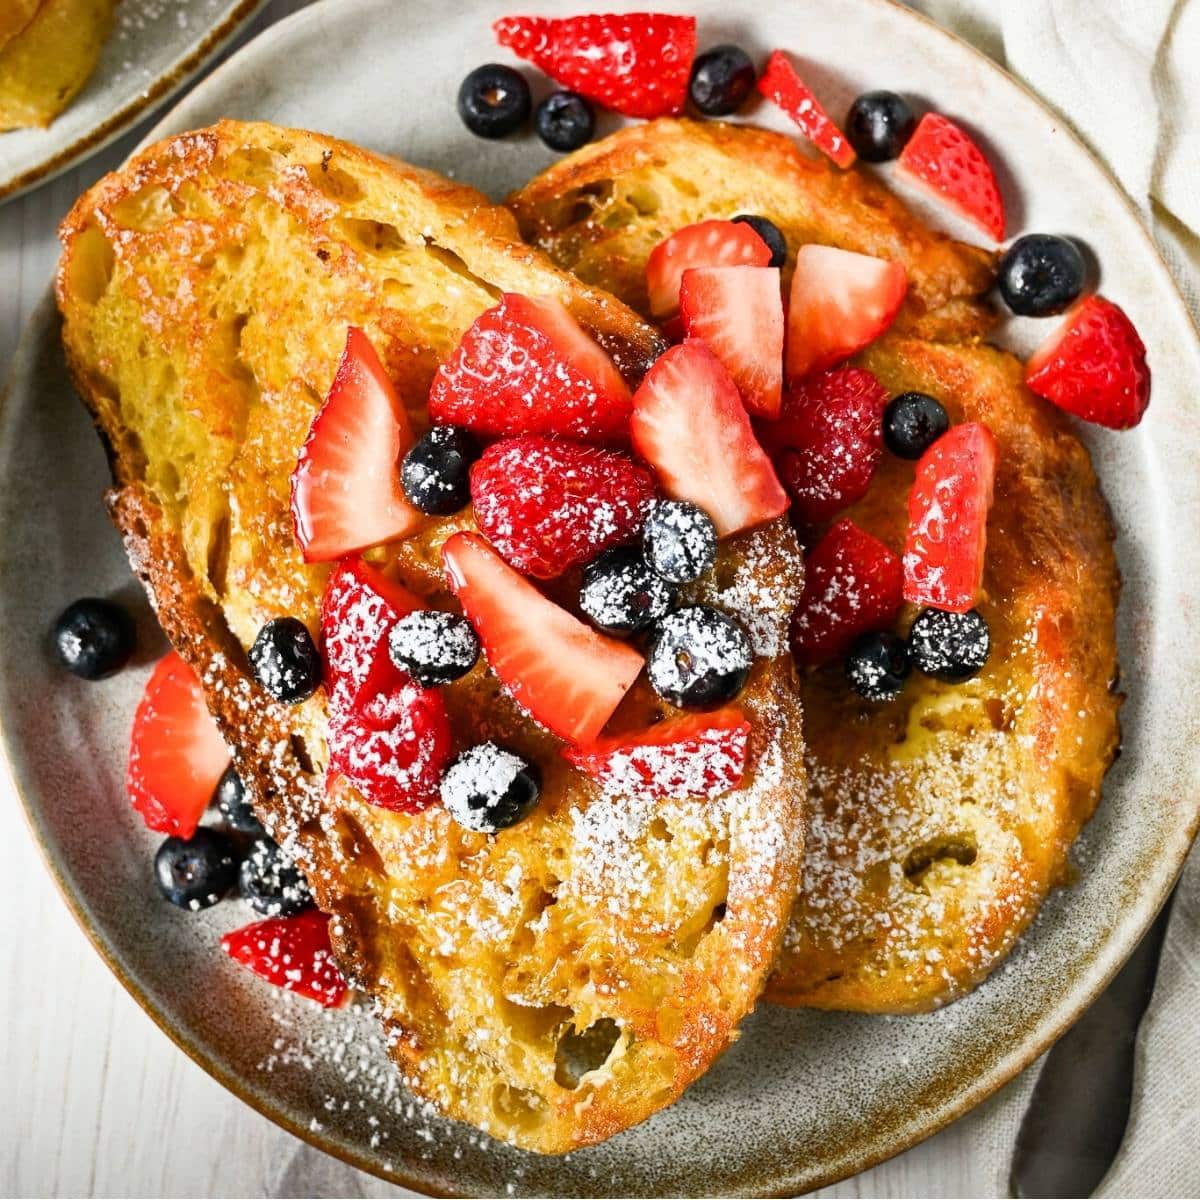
[320,557,423,699]
[470,435,655,579]
[896,112,1006,241]
[563,707,750,800]
[494,13,696,119]
[429,293,632,443]
[679,266,784,419]
[757,51,856,168]
[326,671,452,813]
[760,365,890,527]
[1025,295,1150,429]
[790,519,903,666]
[221,909,349,1008]
[786,244,907,382]
[631,340,788,539]
[442,532,643,744]
[290,327,423,563]
[903,422,997,613]
[646,221,773,319]
[127,651,229,838]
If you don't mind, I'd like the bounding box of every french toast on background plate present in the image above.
[56,119,809,1151]
[509,118,1121,1011]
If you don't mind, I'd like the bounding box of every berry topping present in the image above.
[127,651,229,838]
[896,112,1006,241]
[320,558,423,699]
[54,597,135,680]
[469,435,655,579]
[388,610,480,687]
[429,293,632,443]
[290,327,422,563]
[440,743,541,833]
[443,532,644,744]
[731,214,787,268]
[579,546,676,635]
[494,13,696,120]
[327,673,452,813]
[239,837,313,918]
[688,44,757,116]
[642,500,718,584]
[785,243,907,382]
[790,519,903,667]
[401,426,479,516]
[997,234,1086,318]
[883,391,950,460]
[647,605,752,709]
[679,264,784,419]
[457,64,531,139]
[908,607,991,682]
[249,617,322,706]
[760,364,889,527]
[645,220,773,318]
[215,764,264,837]
[154,828,238,911]
[1025,295,1150,430]
[631,340,788,538]
[846,631,910,701]
[221,909,348,1008]
[563,706,750,800]
[535,90,596,152]
[845,90,916,163]
[903,421,997,613]
[757,51,855,168]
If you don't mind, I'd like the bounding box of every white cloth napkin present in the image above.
[266,1,1200,1195]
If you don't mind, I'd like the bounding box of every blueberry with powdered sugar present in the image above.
[643,500,718,584]
[215,764,265,837]
[908,607,991,682]
[846,631,910,701]
[239,837,313,917]
[401,426,479,516]
[440,743,541,834]
[154,827,239,911]
[579,547,676,635]
[647,605,752,708]
[388,609,480,687]
[249,617,322,704]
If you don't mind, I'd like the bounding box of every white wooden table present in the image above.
[0,3,1032,1193]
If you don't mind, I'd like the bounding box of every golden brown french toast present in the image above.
[511,119,1120,1011]
[57,120,808,1150]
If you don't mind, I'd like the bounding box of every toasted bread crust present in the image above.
[58,121,807,1150]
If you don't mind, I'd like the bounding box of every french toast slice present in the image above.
[56,121,808,1151]
[511,119,1120,1012]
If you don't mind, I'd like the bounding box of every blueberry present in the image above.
[239,837,312,917]
[441,743,541,833]
[388,609,480,686]
[457,64,531,139]
[997,234,1086,317]
[908,608,991,682]
[215,764,264,837]
[731,214,787,268]
[643,501,718,584]
[689,44,757,116]
[579,547,676,635]
[648,605,752,709]
[535,91,595,152]
[845,90,916,162]
[249,617,322,705]
[53,597,135,680]
[883,391,950,459]
[401,426,479,516]
[845,631,910,702]
[154,827,239,910]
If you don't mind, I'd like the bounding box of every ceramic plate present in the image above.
[5,0,1200,1195]
[0,0,268,202]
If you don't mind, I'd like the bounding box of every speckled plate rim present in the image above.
[0,0,269,204]
[4,0,1200,1194]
